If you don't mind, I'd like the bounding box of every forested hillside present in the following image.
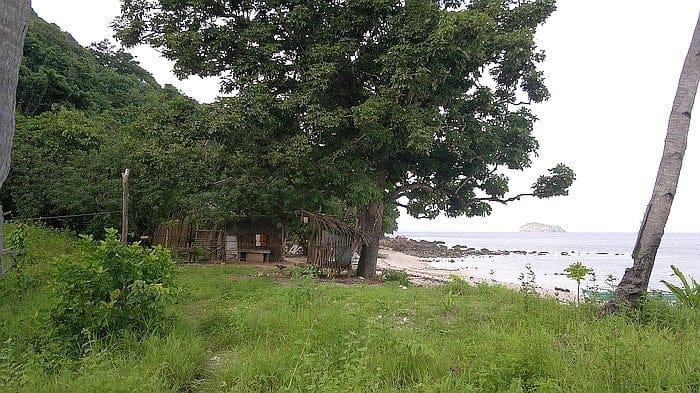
[1,13,211,235]
[16,11,160,115]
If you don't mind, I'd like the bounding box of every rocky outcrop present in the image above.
[519,222,565,233]
[381,236,512,259]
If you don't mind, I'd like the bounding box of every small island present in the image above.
[519,222,566,233]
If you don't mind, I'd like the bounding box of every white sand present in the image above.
[377,247,575,302]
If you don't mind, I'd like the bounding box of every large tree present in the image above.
[601,11,700,315]
[116,0,574,276]
[0,0,31,276]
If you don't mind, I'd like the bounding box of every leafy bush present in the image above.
[443,274,471,295]
[2,223,36,293]
[564,261,593,305]
[661,265,700,308]
[49,228,175,352]
[6,223,28,251]
[382,270,411,287]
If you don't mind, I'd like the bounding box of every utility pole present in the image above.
[121,169,130,243]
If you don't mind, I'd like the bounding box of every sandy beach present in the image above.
[376,247,575,302]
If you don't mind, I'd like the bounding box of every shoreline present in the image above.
[376,247,575,302]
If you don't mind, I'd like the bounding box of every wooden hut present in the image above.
[152,218,285,263]
[233,218,285,263]
[301,211,362,274]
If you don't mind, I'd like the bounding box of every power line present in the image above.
[10,210,123,221]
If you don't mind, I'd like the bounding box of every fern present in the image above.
[661,265,700,308]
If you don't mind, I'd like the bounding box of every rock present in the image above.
[519,222,566,233]
[561,251,569,256]
[381,235,558,260]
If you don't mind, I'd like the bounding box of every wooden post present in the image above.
[121,169,130,243]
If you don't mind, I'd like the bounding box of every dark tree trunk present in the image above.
[270,227,285,262]
[356,202,384,278]
[0,0,31,277]
[600,11,700,316]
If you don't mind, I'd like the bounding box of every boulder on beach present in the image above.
[519,222,566,233]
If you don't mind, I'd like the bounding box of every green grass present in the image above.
[1,224,699,392]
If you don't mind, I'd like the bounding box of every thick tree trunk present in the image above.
[600,12,700,316]
[356,202,384,278]
[0,0,31,278]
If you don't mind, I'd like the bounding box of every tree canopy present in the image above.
[115,0,575,275]
[5,13,331,237]
[3,14,212,235]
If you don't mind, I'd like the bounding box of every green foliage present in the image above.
[288,265,318,310]
[49,229,175,353]
[443,273,471,295]
[440,289,457,314]
[3,15,212,237]
[1,226,700,391]
[17,16,161,115]
[564,261,593,305]
[533,164,577,198]
[382,269,411,287]
[519,262,537,312]
[3,223,34,291]
[6,223,28,251]
[661,265,700,308]
[115,0,575,233]
[605,274,618,291]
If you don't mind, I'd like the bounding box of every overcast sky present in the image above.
[32,0,700,233]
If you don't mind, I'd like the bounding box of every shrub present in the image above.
[564,261,593,305]
[661,265,700,308]
[382,270,411,287]
[3,223,36,292]
[443,274,470,295]
[50,229,175,352]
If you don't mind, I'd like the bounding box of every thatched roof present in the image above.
[298,210,364,240]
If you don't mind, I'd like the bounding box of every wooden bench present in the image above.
[238,248,271,262]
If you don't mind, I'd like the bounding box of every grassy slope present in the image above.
[1,225,699,392]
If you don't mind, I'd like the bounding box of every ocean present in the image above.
[394,232,700,293]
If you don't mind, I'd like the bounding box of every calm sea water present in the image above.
[394,232,700,292]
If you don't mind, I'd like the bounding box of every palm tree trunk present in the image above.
[0,0,32,277]
[600,11,700,316]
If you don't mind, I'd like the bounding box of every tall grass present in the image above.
[1,224,699,392]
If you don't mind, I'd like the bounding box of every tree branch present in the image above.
[393,182,435,199]
[476,193,535,204]
[395,201,409,209]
